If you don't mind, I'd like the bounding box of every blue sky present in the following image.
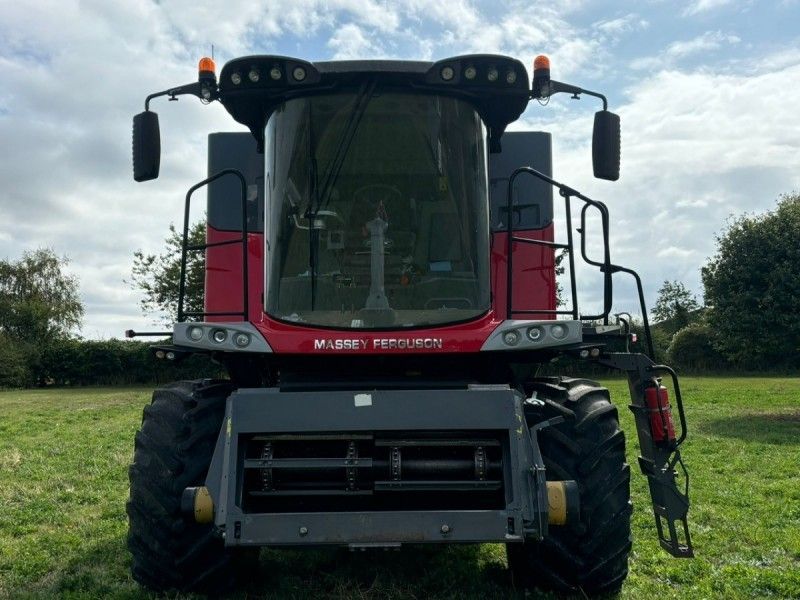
[1,0,799,338]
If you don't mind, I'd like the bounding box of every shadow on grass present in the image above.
[35,537,606,600]
[701,410,800,445]
[236,544,617,600]
[239,544,520,600]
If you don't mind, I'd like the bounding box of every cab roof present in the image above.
[217,54,532,151]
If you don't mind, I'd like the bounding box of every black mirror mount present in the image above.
[132,79,216,183]
[530,62,621,182]
[592,110,621,181]
[132,111,161,182]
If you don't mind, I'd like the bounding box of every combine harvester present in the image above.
[127,53,693,596]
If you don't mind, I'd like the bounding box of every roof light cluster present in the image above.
[220,57,320,92]
[229,64,305,86]
[427,55,529,90]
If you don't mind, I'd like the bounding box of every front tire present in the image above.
[508,377,632,597]
[127,379,240,593]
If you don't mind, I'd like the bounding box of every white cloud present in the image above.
[593,13,649,39]
[666,30,740,59]
[683,0,735,17]
[657,246,699,259]
[328,23,384,59]
[631,30,740,70]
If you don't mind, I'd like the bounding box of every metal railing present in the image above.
[177,169,249,322]
[505,167,655,358]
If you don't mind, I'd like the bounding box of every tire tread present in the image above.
[509,377,632,597]
[127,379,238,593]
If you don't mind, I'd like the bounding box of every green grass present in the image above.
[0,378,798,599]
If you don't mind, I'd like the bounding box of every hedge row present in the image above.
[0,335,220,388]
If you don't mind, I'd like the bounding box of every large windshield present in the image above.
[264,90,490,329]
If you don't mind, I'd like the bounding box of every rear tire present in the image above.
[127,379,246,593]
[507,377,632,597]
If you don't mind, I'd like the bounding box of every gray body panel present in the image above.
[481,319,582,351]
[207,132,264,232]
[173,321,272,353]
[488,131,553,231]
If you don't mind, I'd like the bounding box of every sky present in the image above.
[1,0,799,339]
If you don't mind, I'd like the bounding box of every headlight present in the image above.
[440,66,455,81]
[550,324,568,339]
[503,330,520,346]
[527,327,543,341]
[234,333,250,348]
[188,326,204,341]
[248,69,260,83]
[211,329,227,344]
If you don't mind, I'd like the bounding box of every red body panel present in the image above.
[253,311,501,354]
[204,223,557,353]
[492,225,556,321]
[205,226,264,323]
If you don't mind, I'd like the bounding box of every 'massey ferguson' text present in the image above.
[313,338,443,350]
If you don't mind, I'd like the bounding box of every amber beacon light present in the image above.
[198,57,217,82]
[532,54,551,99]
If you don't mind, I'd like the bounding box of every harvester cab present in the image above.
[126,54,693,596]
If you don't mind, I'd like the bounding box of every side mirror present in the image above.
[592,110,620,181]
[132,111,161,181]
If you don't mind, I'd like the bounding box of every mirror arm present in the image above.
[144,82,218,111]
[533,80,608,111]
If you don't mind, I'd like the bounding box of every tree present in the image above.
[652,280,700,334]
[0,249,83,341]
[0,332,30,387]
[130,222,205,322]
[0,249,84,384]
[702,193,800,369]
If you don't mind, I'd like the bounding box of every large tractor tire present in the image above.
[127,379,247,593]
[508,377,632,597]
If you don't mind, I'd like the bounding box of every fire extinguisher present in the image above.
[645,383,677,449]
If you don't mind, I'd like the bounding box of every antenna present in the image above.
[211,44,215,61]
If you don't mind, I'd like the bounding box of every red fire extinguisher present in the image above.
[645,383,677,448]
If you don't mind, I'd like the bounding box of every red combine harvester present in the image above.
[127,54,693,596]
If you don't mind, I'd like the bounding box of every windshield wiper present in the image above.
[307,79,377,310]
[318,78,376,211]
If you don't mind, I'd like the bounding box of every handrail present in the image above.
[178,168,249,322]
[505,166,656,359]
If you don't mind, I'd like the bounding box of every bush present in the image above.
[37,337,222,386]
[668,323,728,372]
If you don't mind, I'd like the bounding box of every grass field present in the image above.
[0,378,799,599]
